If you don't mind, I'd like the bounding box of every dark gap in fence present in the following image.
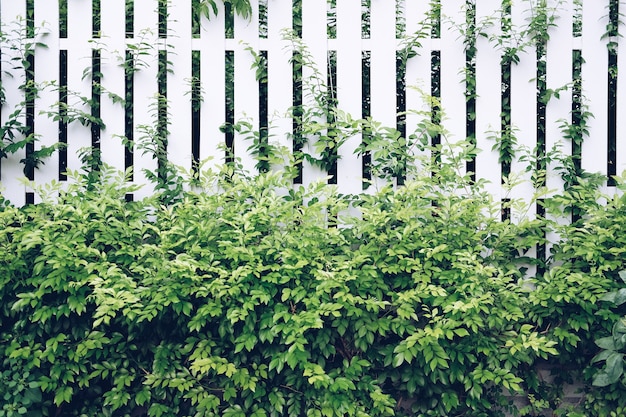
[501,60,511,183]
[571,49,582,178]
[431,0,441,39]
[362,51,371,189]
[191,51,201,173]
[125,193,134,202]
[292,51,303,184]
[395,0,405,38]
[327,50,338,184]
[395,51,406,185]
[126,0,134,38]
[259,0,268,39]
[536,43,547,188]
[536,41,547,278]
[608,50,618,186]
[225,3,234,39]
[465,0,476,182]
[25,192,34,205]
[293,0,303,38]
[158,0,167,38]
[25,51,35,181]
[259,50,269,173]
[500,2,511,184]
[26,0,35,38]
[361,0,371,39]
[91,50,102,162]
[225,51,235,165]
[0,49,2,179]
[92,0,101,38]
[536,200,546,277]
[606,0,619,186]
[501,198,510,222]
[431,50,441,172]
[124,51,134,180]
[23,0,35,191]
[59,50,68,181]
[192,0,200,38]
[90,49,102,177]
[327,0,337,40]
[157,50,168,180]
[59,0,68,38]
[572,0,582,37]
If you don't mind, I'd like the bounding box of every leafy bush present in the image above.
[0,162,566,417]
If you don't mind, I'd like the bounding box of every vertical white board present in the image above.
[474,0,502,199]
[167,0,193,172]
[266,0,294,172]
[335,0,362,195]
[99,0,127,173]
[66,0,94,176]
[233,0,260,174]
[34,0,60,197]
[131,0,159,199]
[581,0,608,181]
[301,0,327,186]
[0,0,27,205]
[199,1,226,171]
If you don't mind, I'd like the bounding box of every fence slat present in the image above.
[440,2,467,150]
[131,0,159,199]
[167,0,193,172]
[0,0,624,206]
[99,0,127,174]
[33,0,60,200]
[300,0,327,186]
[66,0,94,176]
[266,0,293,173]
[335,0,362,195]
[509,2,538,219]
[198,1,226,171]
[0,0,27,206]
[368,0,397,189]
[233,0,261,174]
[581,0,608,182]
[404,1,431,180]
[474,0,502,200]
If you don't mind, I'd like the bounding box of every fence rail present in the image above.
[0,0,624,206]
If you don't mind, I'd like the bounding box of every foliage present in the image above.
[0,158,569,417]
[592,272,626,388]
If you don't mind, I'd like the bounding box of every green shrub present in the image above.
[0,162,567,417]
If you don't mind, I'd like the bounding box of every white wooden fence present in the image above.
[0,0,624,206]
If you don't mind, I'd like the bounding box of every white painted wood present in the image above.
[167,0,193,172]
[581,0,608,181]
[440,1,467,152]
[131,0,159,199]
[509,0,538,221]
[335,0,362,195]
[66,0,94,177]
[198,1,226,172]
[99,0,127,173]
[474,0,502,200]
[233,0,260,175]
[301,0,327,186]
[368,0,398,190]
[33,0,60,200]
[0,0,27,205]
[404,1,431,179]
[0,0,623,207]
[267,0,294,173]
[545,0,573,196]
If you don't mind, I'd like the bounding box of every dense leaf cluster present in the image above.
[2,164,626,417]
